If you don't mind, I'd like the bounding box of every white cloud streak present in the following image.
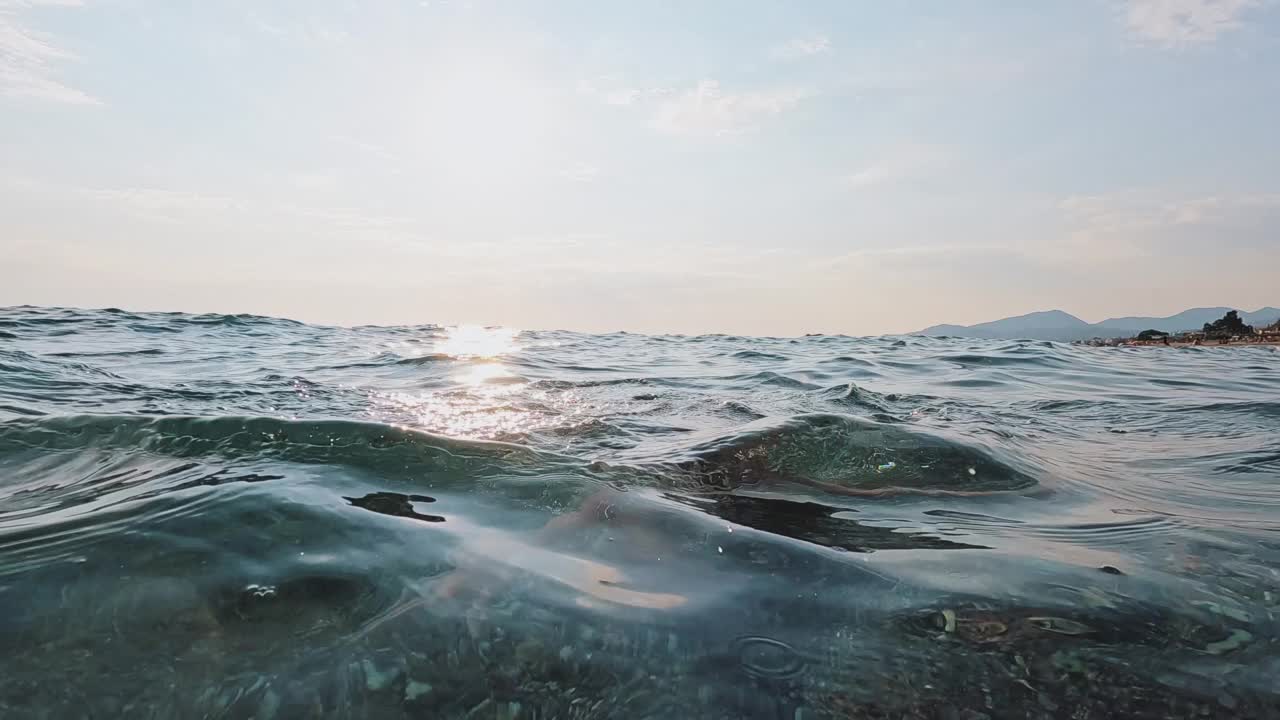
[557,162,599,183]
[1053,189,1280,262]
[246,9,350,46]
[651,80,810,136]
[771,35,831,60]
[823,243,1015,270]
[844,144,950,189]
[0,0,97,104]
[4,176,414,231]
[87,187,244,221]
[1123,0,1260,47]
[577,75,671,106]
[1060,190,1280,230]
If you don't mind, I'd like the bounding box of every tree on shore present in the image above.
[1202,310,1253,339]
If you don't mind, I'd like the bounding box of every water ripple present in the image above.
[2,305,1279,717]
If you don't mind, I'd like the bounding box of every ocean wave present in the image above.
[44,348,167,358]
[0,414,562,477]
[729,350,790,361]
[2,306,1279,716]
[669,413,1039,496]
[327,352,456,369]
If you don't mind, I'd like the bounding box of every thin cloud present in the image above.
[289,171,341,192]
[578,75,671,106]
[584,75,808,136]
[557,162,600,183]
[824,243,1015,271]
[328,134,400,163]
[844,144,951,189]
[85,187,246,224]
[279,204,412,231]
[492,236,796,282]
[1123,0,1260,47]
[93,186,412,231]
[0,1,84,9]
[771,35,831,60]
[7,175,415,231]
[0,0,98,105]
[246,10,350,46]
[1058,190,1280,230]
[603,88,643,106]
[1053,189,1280,262]
[651,80,810,137]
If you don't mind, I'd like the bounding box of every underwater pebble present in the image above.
[405,680,433,702]
[1077,587,1119,609]
[1204,628,1252,655]
[1051,650,1087,674]
[1026,616,1091,635]
[216,687,243,712]
[361,659,401,691]
[1192,600,1250,623]
[516,638,544,666]
[941,609,957,633]
[256,688,280,720]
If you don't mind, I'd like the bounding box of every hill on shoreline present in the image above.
[914,307,1280,342]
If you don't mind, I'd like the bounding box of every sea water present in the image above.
[2,305,1278,718]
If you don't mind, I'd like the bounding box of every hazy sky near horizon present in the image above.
[3,0,1278,335]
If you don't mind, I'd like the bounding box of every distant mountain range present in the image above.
[914,307,1280,342]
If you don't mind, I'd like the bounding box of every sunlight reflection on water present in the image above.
[371,325,555,438]
[435,325,521,359]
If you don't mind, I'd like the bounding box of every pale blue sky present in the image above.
[2,0,1278,335]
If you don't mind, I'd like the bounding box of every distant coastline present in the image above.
[1079,337,1280,348]
[913,306,1280,343]
[1074,310,1280,348]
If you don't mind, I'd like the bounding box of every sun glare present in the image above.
[435,325,521,359]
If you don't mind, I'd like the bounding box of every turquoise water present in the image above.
[2,305,1279,718]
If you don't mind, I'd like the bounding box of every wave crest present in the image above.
[673,413,1038,495]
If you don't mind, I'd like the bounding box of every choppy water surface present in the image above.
[2,305,1279,718]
